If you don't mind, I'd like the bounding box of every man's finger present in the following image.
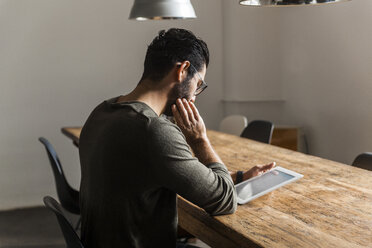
[189,102,200,121]
[176,98,190,127]
[260,162,276,172]
[172,104,183,126]
[182,99,196,124]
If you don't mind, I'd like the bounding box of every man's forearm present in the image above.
[188,137,223,166]
[188,137,275,185]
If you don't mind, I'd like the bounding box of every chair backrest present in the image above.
[352,152,372,171]
[240,120,274,144]
[39,137,80,214]
[219,115,248,136]
[44,196,84,248]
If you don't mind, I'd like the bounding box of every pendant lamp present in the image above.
[129,0,197,20]
[239,0,349,6]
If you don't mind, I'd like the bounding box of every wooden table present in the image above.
[61,127,372,248]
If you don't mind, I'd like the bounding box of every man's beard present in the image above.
[163,78,193,117]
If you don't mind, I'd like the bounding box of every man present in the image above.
[79,28,274,248]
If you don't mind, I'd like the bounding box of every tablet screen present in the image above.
[236,169,296,201]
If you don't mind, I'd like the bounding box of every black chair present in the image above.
[352,152,372,171]
[43,196,84,248]
[39,137,80,229]
[240,120,274,144]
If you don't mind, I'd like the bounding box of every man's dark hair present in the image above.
[141,28,209,82]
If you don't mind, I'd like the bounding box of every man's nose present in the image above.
[190,96,196,103]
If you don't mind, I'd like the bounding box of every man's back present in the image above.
[79,97,236,248]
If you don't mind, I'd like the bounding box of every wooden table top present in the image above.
[61,127,372,248]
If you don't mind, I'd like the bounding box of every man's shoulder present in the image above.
[147,117,185,142]
[147,117,180,133]
[81,100,152,135]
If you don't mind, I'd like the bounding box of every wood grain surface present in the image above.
[61,127,372,248]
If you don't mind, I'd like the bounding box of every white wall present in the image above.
[279,0,372,163]
[222,1,286,124]
[222,0,372,164]
[0,0,224,210]
[223,2,283,102]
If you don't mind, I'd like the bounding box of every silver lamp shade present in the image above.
[129,0,197,20]
[239,0,349,6]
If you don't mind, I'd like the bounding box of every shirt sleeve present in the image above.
[146,117,237,215]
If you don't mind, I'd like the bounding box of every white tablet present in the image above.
[235,166,303,205]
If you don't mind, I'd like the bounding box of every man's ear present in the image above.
[176,61,191,82]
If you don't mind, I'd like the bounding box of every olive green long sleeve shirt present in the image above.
[79,97,237,248]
